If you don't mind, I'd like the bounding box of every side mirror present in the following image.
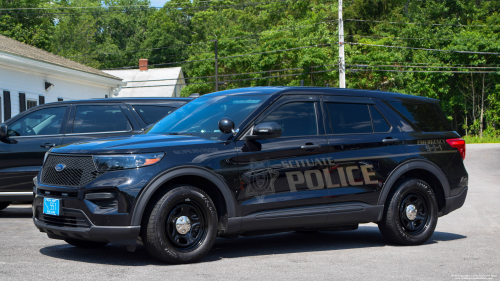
[0,124,8,139]
[218,118,236,135]
[246,122,282,140]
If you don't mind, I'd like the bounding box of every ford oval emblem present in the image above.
[55,164,66,172]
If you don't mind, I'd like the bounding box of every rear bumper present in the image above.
[34,218,140,246]
[442,186,468,216]
[0,192,34,202]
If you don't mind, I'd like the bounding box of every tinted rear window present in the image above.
[133,105,177,125]
[389,101,452,132]
[326,103,373,134]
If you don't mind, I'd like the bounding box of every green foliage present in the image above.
[0,0,499,138]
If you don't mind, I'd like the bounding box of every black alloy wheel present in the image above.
[142,185,218,264]
[399,192,429,234]
[378,178,438,245]
[166,202,207,251]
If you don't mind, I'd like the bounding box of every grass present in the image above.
[462,135,500,144]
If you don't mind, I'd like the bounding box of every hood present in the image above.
[51,134,216,154]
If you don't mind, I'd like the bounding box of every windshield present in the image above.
[147,95,269,140]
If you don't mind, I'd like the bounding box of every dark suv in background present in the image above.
[0,97,192,210]
[33,87,468,264]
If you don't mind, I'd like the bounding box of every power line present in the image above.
[345,34,500,43]
[0,0,291,15]
[0,0,231,10]
[123,64,340,83]
[345,19,500,28]
[346,42,500,55]
[350,60,500,66]
[347,68,499,74]
[103,43,334,70]
[349,64,500,69]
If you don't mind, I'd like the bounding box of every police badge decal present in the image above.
[242,159,279,203]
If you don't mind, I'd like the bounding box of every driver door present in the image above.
[0,106,69,193]
[235,95,331,222]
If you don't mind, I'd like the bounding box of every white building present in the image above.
[103,59,186,98]
[0,34,125,123]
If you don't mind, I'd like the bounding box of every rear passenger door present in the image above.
[322,96,408,206]
[61,104,142,145]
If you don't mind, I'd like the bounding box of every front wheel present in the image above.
[64,239,108,248]
[378,178,438,245]
[142,185,218,264]
[0,202,11,211]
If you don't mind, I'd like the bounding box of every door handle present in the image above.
[40,143,56,148]
[301,144,321,150]
[382,138,399,144]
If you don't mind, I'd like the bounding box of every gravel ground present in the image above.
[0,144,499,280]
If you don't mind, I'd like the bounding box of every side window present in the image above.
[370,105,391,132]
[389,101,452,132]
[262,102,318,137]
[133,105,177,125]
[326,103,372,134]
[72,105,131,134]
[8,107,66,136]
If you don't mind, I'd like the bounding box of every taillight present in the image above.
[446,138,466,160]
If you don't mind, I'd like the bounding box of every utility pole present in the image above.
[338,0,345,88]
[214,39,219,92]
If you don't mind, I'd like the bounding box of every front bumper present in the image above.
[34,218,140,245]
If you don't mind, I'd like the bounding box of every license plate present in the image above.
[43,198,60,216]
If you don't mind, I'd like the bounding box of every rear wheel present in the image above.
[378,178,438,245]
[0,202,11,211]
[64,239,108,248]
[142,185,218,264]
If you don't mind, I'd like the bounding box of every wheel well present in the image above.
[397,169,446,212]
[142,175,228,224]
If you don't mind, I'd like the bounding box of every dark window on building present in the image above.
[58,98,63,102]
[370,105,391,132]
[9,107,66,136]
[39,96,45,105]
[133,105,177,125]
[72,105,131,134]
[19,93,26,112]
[262,102,318,137]
[389,101,452,132]
[27,100,37,110]
[326,103,373,134]
[3,91,11,121]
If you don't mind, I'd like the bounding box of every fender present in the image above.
[130,166,238,226]
[377,159,451,205]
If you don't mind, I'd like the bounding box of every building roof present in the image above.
[0,34,121,80]
[103,67,184,97]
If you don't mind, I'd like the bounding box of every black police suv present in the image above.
[32,87,468,264]
[0,97,191,210]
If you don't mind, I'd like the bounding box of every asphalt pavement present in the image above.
[1,144,499,280]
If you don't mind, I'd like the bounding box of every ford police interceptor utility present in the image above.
[32,87,468,264]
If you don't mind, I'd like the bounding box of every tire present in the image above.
[0,202,11,211]
[142,185,218,264]
[378,178,438,246]
[64,239,108,248]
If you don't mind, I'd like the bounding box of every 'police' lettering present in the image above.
[285,171,304,192]
[361,165,378,185]
[304,170,324,190]
[346,166,363,186]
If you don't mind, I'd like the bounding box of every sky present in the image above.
[149,0,171,7]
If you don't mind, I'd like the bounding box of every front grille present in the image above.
[41,155,100,187]
[36,207,91,228]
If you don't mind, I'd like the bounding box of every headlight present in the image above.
[94,153,165,171]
